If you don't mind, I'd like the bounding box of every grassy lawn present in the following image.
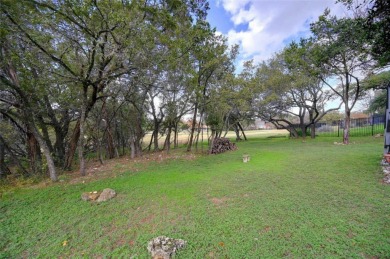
[316,125,385,137]
[1,136,389,258]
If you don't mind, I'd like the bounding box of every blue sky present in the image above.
[206,0,349,71]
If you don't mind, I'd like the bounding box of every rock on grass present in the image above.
[81,188,116,202]
[147,236,186,259]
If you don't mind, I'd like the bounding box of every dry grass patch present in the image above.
[210,197,229,206]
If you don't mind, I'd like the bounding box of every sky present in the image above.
[207,0,350,71]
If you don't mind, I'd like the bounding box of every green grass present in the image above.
[1,136,389,258]
[315,124,385,137]
[348,124,385,136]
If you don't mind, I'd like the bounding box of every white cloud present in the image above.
[217,0,252,17]
[218,0,348,64]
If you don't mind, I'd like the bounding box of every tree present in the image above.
[186,28,235,151]
[0,7,59,180]
[2,0,206,174]
[310,10,375,143]
[0,0,237,181]
[366,0,390,66]
[362,71,390,114]
[2,0,145,175]
[283,41,341,138]
[339,0,390,66]
[251,48,338,139]
[160,71,194,152]
[208,64,253,142]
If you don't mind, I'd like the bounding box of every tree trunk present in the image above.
[301,125,307,138]
[310,124,316,139]
[64,119,80,170]
[173,122,179,148]
[129,112,144,159]
[37,115,54,154]
[135,114,144,157]
[234,124,241,141]
[289,127,299,138]
[163,126,172,153]
[343,108,351,144]
[113,123,120,158]
[102,98,116,159]
[237,122,247,141]
[78,87,87,176]
[195,113,203,151]
[135,140,142,157]
[149,94,163,152]
[0,141,7,178]
[54,129,66,166]
[308,111,316,139]
[130,137,136,159]
[147,132,154,151]
[63,87,97,170]
[153,125,159,151]
[95,137,104,165]
[300,116,306,138]
[26,129,42,175]
[201,122,204,153]
[105,129,116,159]
[187,101,198,152]
[115,120,122,156]
[120,125,126,156]
[0,142,4,176]
[43,95,70,166]
[29,124,58,181]
[208,129,216,154]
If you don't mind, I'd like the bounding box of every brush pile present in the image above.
[210,137,237,154]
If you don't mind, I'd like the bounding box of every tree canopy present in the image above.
[0,0,388,181]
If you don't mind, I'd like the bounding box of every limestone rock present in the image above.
[97,188,116,202]
[381,159,389,166]
[81,192,89,201]
[147,236,186,259]
[81,191,101,201]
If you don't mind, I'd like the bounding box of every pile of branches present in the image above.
[210,138,237,154]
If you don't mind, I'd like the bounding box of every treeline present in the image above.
[0,0,388,181]
[0,0,248,181]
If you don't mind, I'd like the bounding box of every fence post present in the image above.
[384,83,390,154]
[372,116,374,136]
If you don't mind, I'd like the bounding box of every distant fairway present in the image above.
[143,129,289,146]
